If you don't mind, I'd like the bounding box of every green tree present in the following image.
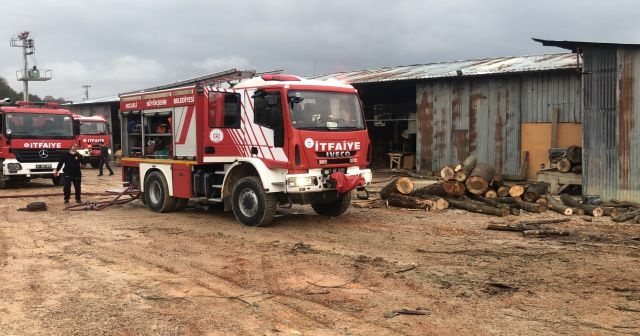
[0,75,51,102]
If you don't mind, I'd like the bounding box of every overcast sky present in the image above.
[1,0,638,101]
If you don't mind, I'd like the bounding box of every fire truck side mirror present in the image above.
[73,119,81,136]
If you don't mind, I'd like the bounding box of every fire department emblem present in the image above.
[304,138,314,149]
[210,129,224,143]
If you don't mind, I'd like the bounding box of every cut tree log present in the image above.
[509,185,526,198]
[484,189,498,198]
[566,145,582,164]
[514,198,546,213]
[445,197,509,217]
[380,177,414,199]
[443,180,466,197]
[486,224,523,232]
[560,194,603,217]
[492,197,518,205]
[557,158,572,173]
[454,155,477,182]
[610,199,640,209]
[406,188,449,210]
[601,206,620,217]
[409,182,448,198]
[523,182,549,203]
[440,165,456,181]
[469,195,520,215]
[542,195,573,216]
[612,209,640,223]
[465,163,495,195]
[386,193,436,210]
[496,186,511,197]
[522,229,570,237]
[572,207,586,216]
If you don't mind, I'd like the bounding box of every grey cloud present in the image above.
[1,0,638,100]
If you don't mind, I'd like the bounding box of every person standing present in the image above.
[54,144,84,204]
[97,143,114,176]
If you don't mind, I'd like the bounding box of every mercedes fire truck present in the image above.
[0,100,77,188]
[119,74,372,226]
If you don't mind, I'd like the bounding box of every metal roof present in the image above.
[533,38,640,52]
[313,53,579,84]
[65,95,120,105]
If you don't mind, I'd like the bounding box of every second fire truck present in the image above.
[74,115,111,168]
[119,74,372,226]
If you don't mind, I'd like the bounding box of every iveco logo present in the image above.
[39,150,49,159]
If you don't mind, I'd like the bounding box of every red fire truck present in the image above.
[74,115,111,168]
[119,74,372,226]
[0,100,77,188]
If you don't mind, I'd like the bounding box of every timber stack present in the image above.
[552,145,582,174]
[376,154,640,222]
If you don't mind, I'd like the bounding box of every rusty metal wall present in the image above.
[417,76,521,175]
[583,47,640,201]
[521,72,582,123]
[417,71,577,175]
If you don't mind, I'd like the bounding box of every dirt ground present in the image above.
[1,169,639,336]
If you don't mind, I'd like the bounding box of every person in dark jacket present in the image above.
[54,144,84,204]
[97,143,114,176]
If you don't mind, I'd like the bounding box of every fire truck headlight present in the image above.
[7,163,22,171]
[287,176,318,187]
[360,171,372,183]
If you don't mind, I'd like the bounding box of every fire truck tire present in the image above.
[231,176,276,227]
[0,176,5,189]
[51,176,64,186]
[311,191,352,217]
[89,161,99,169]
[144,171,177,213]
[140,192,147,205]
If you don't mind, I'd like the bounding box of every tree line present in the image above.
[0,75,66,103]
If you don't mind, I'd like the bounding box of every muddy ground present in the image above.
[0,169,639,336]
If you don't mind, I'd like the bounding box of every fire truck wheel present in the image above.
[232,176,276,227]
[51,176,64,186]
[311,191,352,217]
[144,171,177,213]
[0,176,5,189]
[89,161,99,169]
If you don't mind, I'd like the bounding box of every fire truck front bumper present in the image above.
[285,167,372,193]
[2,159,57,177]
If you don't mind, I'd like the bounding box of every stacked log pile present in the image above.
[552,145,582,174]
[376,155,640,223]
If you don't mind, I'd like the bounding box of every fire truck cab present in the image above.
[119,74,372,226]
[0,100,77,188]
[74,115,111,168]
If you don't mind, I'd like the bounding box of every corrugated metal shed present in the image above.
[314,53,578,83]
[316,52,581,176]
[536,39,640,202]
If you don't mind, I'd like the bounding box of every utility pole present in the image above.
[10,32,52,101]
[83,84,91,100]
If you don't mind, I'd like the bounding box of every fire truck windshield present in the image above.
[80,121,108,135]
[5,113,74,138]
[288,91,365,131]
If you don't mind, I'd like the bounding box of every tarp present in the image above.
[330,172,365,194]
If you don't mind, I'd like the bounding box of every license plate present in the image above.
[36,164,52,169]
[322,167,347,175]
